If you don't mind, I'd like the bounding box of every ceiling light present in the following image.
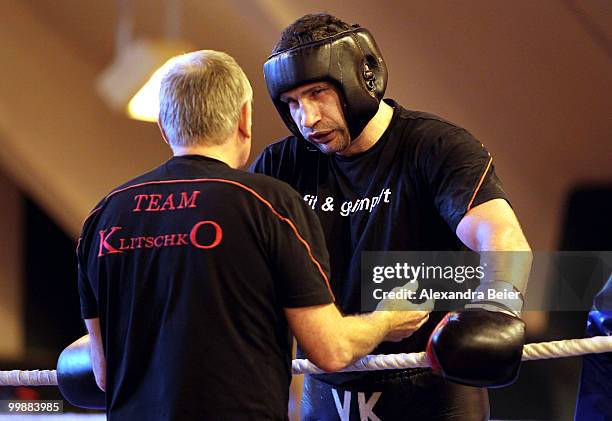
[96,39,193,122]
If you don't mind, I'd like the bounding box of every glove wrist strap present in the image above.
[468,280,524,316]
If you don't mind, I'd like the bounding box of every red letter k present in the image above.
[98,227,123,257]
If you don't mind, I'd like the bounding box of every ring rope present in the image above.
[0,369,57,387]
[1,336,610,385]
[294,336,612,375]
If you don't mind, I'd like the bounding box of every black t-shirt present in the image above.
[250,100,508,378]
[77,155,334,420]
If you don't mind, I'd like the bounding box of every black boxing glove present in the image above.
[426,280,525,388]
[57,335,105,409]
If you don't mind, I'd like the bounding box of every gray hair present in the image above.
[159,50,253,147]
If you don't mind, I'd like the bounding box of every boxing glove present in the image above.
[426,281,525,388]
[57,335,105,409]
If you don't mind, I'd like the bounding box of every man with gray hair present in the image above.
[75,49,429,420]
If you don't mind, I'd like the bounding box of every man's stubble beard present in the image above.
[309,126,351,155]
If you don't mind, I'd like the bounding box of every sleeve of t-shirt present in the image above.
[421,127,509,232]
[267,187,335,308]
[77,236,99,319]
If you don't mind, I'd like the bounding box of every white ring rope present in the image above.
[293,336,612,374]
[1,336,610,385]
[0,369,57,387]
[520,335,612,361]
[293,352,430,375]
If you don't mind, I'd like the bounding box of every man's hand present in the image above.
[376,282,433,342]
[285,282,432,372]
[84,318,106,392]
[381,310,431,342]
[92,363,106,392]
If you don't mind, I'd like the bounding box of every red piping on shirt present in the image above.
[466,155,493,212]
[83,178,335,300]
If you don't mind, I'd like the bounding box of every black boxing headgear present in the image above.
[264,26,388,141]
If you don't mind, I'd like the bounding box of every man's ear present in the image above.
[157,120,170,146]
[238,101,252,142]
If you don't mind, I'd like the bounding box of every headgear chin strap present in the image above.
[264,26,388,142]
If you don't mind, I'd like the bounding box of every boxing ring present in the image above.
[0,335,609,421]
[1,336,611,385]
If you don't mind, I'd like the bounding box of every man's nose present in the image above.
[299,100,321,129]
